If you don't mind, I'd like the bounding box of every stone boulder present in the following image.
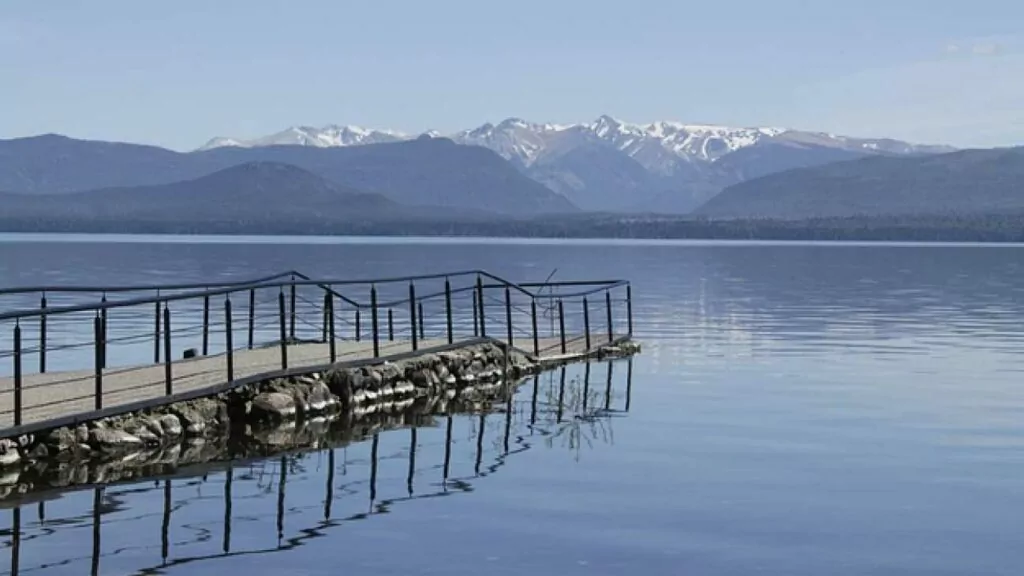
[171,399,226,435]
[251,392,297,421]
[324,370,354,406]
[88,429,144,452]
[25,443,50,460]
[157,414,183,438]
[43,427,79,453]
[364,367,384,388]
[0,439,21,468]
[306,382,336,413]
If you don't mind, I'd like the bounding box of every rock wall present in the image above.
[2,406,447,501]
[0,341,640,479]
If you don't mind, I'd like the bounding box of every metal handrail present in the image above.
[0,270,301,296]
[0,270,628,322]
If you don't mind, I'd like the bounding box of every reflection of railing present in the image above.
[0,359,634,576]
[0,269,633,433]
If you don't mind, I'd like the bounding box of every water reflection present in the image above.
[0,359,632,576]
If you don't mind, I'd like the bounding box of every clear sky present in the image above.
[3,0,1022,151]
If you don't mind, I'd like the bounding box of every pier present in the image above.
[0,270,634,438]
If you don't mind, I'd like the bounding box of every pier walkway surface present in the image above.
[0,269,632,435]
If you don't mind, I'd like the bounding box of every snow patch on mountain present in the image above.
[199,116,952,170]
[198,125,407,150]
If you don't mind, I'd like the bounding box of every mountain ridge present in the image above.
[199,116,954,212]
[694,146,1024,219]
[0,134,577,216]
[0,161,399,222]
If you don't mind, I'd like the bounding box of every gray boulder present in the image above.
[43,427,79,453]
[88,429,144,451]
[325,370,355,406]
[0,439,21,467]
[172,399,225,435]
[306,382,336,413]
[25,443,50,460]
[251,392,297,421]
[158,414,183,437]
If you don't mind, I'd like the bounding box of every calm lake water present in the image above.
[2,234,1024,575]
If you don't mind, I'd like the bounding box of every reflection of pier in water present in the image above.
[1,359,632,576]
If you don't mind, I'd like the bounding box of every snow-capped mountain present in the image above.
[198,125,406,150]
[200,117,952,212]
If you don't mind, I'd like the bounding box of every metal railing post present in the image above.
[606,290,614,343]
[247,288,256,350]
[289,276,297,341]
[445,278,453,344]
[371,285,380,358]
[583,296,591,351]
[472,288,479,337]
[202,294,210,356]
[504,286,513,347]
[13,322,22,426]
[225,295,234,382]
[278,290,288,370]
[94,314,103,410]
[418,302,425,340]
[476,275,486,338]
[355,309,361,341]
[626,284,633,336]
[328,292,336,363]
[163,304,172,395]
[154,299,161,363]
[39,295,47,374]
[388,309,395,341]
[558,299,567,354]
[100,294,107,369]
[322,291,330,343]
[531,298,539,356]
[409,283,418,352]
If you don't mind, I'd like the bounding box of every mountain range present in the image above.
[200,116,954,212]
[695,146,1024,219]
[0,133,575,216]
[4,118,1020,229]
[0,162,398,224]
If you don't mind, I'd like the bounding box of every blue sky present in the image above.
[3,0,1022,150]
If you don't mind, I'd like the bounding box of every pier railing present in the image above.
[0,270,632,432]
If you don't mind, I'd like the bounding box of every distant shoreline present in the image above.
[4,232,1024,250]
[3,213,1024,243]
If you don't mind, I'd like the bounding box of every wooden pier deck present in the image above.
[0,334,599,430]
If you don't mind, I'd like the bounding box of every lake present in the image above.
[2,234,1024,575]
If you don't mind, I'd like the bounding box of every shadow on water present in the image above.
[0,358,633,576]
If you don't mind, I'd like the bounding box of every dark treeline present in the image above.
[4,213,1024,242]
